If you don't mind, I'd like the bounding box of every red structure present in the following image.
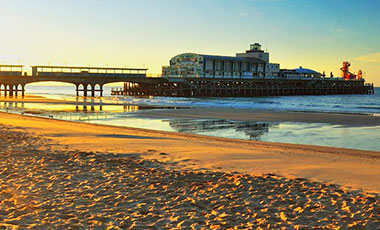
[341,61,362,80]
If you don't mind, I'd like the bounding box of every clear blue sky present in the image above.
[1,0,379,84]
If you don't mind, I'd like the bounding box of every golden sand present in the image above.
[0,123,380,228]
[1,112,380,193]
[1,110,380,228]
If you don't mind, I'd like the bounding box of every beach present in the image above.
[2,0,379,227]
[1,109,380,228]
[137,107,380,127]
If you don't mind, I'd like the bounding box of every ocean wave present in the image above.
[115,95,380,114]
[353,106,380,111]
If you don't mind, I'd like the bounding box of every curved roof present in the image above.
[294,67,320,74]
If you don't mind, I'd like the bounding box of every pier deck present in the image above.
[0,65,149,97]
[112,77,374,97]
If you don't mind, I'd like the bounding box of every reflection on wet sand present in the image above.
[76,97,105,112]
[1,102,25,110]
[169,119,277,140]
[0,96,140,114]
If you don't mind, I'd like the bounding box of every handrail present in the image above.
[31,71,146,77]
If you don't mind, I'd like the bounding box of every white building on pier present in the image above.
[162,43,280,79]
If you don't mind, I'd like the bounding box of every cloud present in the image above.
[355,52,380,64]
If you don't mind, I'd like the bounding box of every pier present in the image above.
[0,65,149,97]
[112,77,375,97]
[0,64,375,98]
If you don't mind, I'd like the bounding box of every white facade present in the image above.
[162,44,280,79]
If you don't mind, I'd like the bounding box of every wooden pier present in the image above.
[112,77,375,97]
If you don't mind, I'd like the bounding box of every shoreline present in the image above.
[2,95,380,127]
[1,111,380,194]
[1,95,380,152]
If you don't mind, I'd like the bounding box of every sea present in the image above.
[1,83,380,152]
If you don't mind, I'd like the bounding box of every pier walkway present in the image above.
[0,65,151,97]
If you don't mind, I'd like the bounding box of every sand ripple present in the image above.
[1,125,380,229]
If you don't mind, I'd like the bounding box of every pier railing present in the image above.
[0,65,24,76]
[31,66,148,77]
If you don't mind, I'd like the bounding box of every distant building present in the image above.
[162,43,280,79]
[279,67,322,78]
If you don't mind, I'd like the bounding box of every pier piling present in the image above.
[111,78,375,97]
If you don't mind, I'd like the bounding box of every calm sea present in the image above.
[2,84,379,152]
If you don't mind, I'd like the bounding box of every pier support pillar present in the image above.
[83,84,88,97]
[91,85,95,97]
[21,85,25,98]
[75,84,79,97]
[14,85,19,97]
[9,85,13,97]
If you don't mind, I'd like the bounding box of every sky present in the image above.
[0,0,379,85]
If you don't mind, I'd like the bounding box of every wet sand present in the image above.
[0,95,66,104]
[137,107,380,127]
[1,120,380,228]
[0,95,109,106]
